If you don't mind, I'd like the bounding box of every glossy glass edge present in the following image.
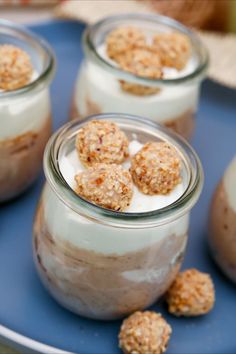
[43,114,203,228]
[83,13,209,86]
[0,19,56,99]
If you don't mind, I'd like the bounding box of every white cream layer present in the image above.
[44,185,189,255]
[223,156,236,212]
[75,57,199,122]
[0,71,51,140]
[42,139,189,256]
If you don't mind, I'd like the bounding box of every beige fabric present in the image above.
[55,0,152,23]
[198,31,236,89]
[55,0,236,89]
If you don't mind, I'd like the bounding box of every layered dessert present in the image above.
[209,157,236,282]
[71,15,208,140]
[0,42,53,202]
[33,115,203,320]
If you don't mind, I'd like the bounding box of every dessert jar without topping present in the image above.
[0,20,55,202]
[208,157,236,283]
[71,14,208,141]
[33,114,203,320]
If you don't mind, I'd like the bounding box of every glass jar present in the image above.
[33,113,203,320]
[208,157,236,283]
[71,14,208,141]
[0,20,55,202]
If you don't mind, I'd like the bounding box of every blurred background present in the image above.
[0,0,236,33]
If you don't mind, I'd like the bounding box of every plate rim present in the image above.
[0,324,73,354]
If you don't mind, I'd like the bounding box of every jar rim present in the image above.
[83,13,209,87]
[0,19,56,99]
[44,114,203,228]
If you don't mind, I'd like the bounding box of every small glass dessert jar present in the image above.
[33,113,203,320]
[71,14,208,141]
[209,157,236,283]
[0,20,55,202]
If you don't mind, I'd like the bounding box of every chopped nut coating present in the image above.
[0,44,33,91]
[106,26,146,60]
[119,311,172,354]
[166,268,215,316]
[76,120,129,167]
[153,32,191,70]
[118,47,163,79]
[130,142,181,195]
[75,163,133,211]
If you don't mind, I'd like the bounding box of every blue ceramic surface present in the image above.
[1,20,236,354]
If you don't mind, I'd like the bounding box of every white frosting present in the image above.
[59,140,185,213]
[75,45,200,122]
[223,157,236,212]
[42,139,189,256]
[0,71,51,140]
[44,185,189,255]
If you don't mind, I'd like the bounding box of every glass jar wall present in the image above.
[71,14,208,141]
[33,114,203,320]
[0,20,55,202]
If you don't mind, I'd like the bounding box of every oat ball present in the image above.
[130,142,181,195]
[153,32,191,70]
[106,26,146,61]
[119,311,172,354]
[0,44,33,91]
[76,120,129,167]
[74,163,133,211]
[166,269,215,317]
[118,47,163,79]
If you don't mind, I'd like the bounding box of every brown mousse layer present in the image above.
[0,117,51,202]
[70,94,194,141]
[33,202,187,320]
[209,180,236,283]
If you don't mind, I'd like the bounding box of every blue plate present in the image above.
[1,20,236,354]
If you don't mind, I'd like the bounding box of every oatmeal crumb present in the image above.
[166,268,215,316]
[153,32,191,70]
[76,120,129,167]
[119,80,161,96]
[119,311,172,354]
[130,142,181,195]
[74,163,133,211]
[0,44,33,91]
[118,47,163,79]
[106,26,146,60]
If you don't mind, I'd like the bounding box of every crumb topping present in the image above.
[106,26,191,96]
[0,44,33,91]
[119,311,172,354]
[166,268,215,316]
[153,32,191,70]
[76,120,129,167]
[106,26,146,60]
[130,142,181,195]
[74,163,133,211]
[118,47,163,79]
[119,80,160,96]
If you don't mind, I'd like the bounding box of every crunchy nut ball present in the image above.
[106,26,146,61]
[76,120,129,167]
[119,47,163,79]
[166,269,215,317]
[119,311,172,354]
[0,44,33,91]
[130,142,181,195]
[153,32,191,70]
[119,80,160,96]
[74,163,133,211]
